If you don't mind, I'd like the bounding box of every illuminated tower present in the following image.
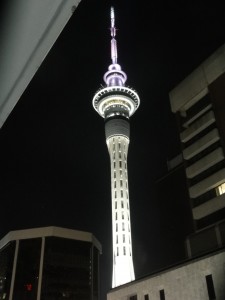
[93,7,140,288]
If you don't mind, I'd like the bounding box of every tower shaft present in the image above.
[106,118,135,287]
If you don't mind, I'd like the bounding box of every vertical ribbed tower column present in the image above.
[92,7,140,288]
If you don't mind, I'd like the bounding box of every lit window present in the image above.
[216,182,225,195]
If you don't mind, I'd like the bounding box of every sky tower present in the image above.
[92,7,140,288]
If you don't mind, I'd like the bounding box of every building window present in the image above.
[116,235,118,244]
[130,295,137,300]
[119,152,122,159]
[114,171,116,179]
[121,190,123,197]
[119,143,121,150]
[114,181,116,188]
[119,161,122,168]
[115,191,117,198]
[114,161,116,168]
[122,212,124,220]
[123,246,126,255]
[159,289,165,300]
[115,202,117,209]
[216,182,225,195]
[144,295,149,300]
[126,191,128,198]
[123,234,125,243]
[205,275,216,300]
[120,180,123,187]
[121,201,124,208]
[120,170,123,177]
[122,223,125,231]
[117,247,119,256]
[116,223,118,232]
[115,212,117,220]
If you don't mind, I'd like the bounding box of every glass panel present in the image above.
[0,241,16,300]
[41,237,92,300]
[13,238,41,300]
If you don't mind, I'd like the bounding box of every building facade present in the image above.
[169,43,225,257]
[0,226,101,300]
[107,249,225,300]
[92,8,140,288]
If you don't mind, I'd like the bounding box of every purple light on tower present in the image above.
[93,7,140,288]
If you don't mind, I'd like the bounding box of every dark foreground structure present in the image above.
[0,226,101,300]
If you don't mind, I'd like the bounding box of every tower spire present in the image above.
[103,7,127,87]
[110,7,117,64]
[93,7,140,288]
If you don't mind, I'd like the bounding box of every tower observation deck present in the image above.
[92,7,140,288]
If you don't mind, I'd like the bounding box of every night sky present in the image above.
[1,1,225,299]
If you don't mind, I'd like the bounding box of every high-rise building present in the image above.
[169,43,225,258]
[92,8,140,288]
[0,226,101,300]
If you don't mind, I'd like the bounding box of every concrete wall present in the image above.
[107,250,225,300]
